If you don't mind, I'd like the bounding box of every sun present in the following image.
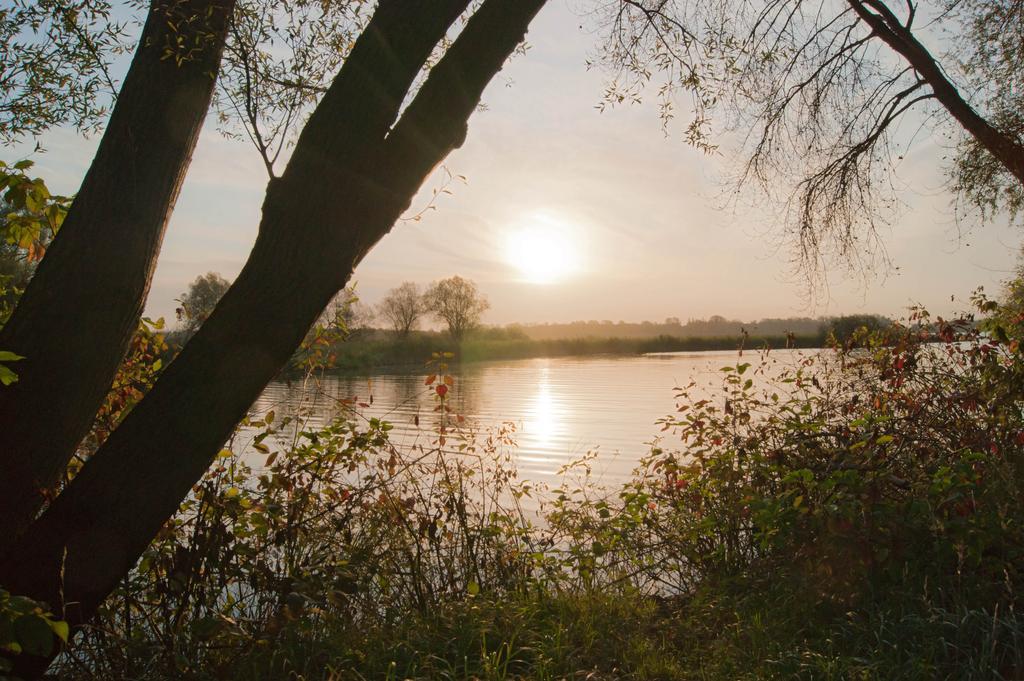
[504,217,580,284]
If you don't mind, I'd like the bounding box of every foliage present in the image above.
[0,160,70,278]
[423,275,490,343]
[0,0,128,140]
[214,0,368,177]
[0,350,23,387]
[75,317,169,463]
[0,160,69,386]
[46,292,1024,679]
[982,245,1024,342]
[823,312,892,343]
[293,287,372,373]
[592,0,1024,287]
[58,386,541,678]
[376,281,425,338]
[175,272,232,334]
[0,589,68,672]
[318,286,373,335]
[595,303,1024,678]
[953,0,1024,222]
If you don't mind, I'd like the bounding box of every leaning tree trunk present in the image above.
[0,0,235,538]
[0,0,546,675]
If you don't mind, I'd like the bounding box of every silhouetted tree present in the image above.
[377,281,424,337]
[424,275,490,342]
[0,4,547,676]
[176,272,232,333]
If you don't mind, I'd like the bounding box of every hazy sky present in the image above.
[21,1,1022,326]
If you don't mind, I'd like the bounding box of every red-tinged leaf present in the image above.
[443,375,454,386]
[425,374,436,385]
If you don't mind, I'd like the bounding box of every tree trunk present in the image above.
[0,0,235,538]
[0,0,546,675]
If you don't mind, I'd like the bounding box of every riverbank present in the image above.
[50,316,1024,680]
[297,332,827,373]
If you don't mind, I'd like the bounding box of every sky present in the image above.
[20,0,1023,327]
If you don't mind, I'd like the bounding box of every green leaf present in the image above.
[0,365,19,386]
[467,581,480,596]
[0,351,25,362]
[49,620,69,643]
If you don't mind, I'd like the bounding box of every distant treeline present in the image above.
[298,328,850,374]
[164,314,893,374]
[510,314,890,341]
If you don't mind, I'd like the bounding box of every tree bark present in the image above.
[0,0,546,675]
[0,0,236,538]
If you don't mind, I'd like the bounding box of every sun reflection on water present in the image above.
[521,364,569,476]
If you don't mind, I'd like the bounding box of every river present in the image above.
[242,348,820,488]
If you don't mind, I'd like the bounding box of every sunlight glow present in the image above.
[526,381,557,451]
[504,215,581,284]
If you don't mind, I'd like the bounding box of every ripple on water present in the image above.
[239,350,822,488]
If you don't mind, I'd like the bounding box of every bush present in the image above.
[50,299,1024,680]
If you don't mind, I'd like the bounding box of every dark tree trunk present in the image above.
[0,0,546,675]
[0,0,235,538]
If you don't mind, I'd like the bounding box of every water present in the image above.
[244,348,819,488]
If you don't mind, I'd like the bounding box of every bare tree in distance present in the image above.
[318,286,374,334]
[377,281,425,337]
[594,0,1024,291]
[424,275,490,342]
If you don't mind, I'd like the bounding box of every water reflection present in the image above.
[243,350,820,488]
[518,364,569,476]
